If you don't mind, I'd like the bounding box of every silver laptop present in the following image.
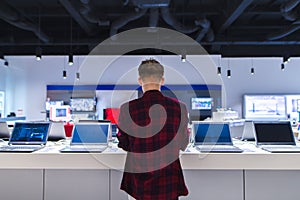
[193,122,243,153]
[241,120,255,141]
[48,121,66,141]
[60,122,110,153]
[254,121,300,153]
[0,122,50,152]
[0,121,10,139]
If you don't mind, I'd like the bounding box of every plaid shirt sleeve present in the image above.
[117,103,130,151]
[178,103,189,151]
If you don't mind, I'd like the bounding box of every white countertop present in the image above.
[0,139,300,170]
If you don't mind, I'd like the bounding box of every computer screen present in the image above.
[191,97,213,110]
[111,124,118,137]
[285,95,300,121]
[243,94,287,120]
[10,122,50,143]
[49,105,71,122]
[70,98,96,112]
[254,122,295,144]
[71,123,109,144]
[56,108,66,117]
[193,123,232,144]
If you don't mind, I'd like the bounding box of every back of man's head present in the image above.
[138,59,164,82]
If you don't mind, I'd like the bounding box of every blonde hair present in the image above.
[138,59,164,81]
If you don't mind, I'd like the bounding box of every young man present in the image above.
[117,59,189,200]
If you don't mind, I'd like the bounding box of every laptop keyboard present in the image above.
[60,145,107,153]
[262,146,300,153]
[0,145,42,151]
[195,145,243,153]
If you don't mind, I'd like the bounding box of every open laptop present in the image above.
[192,122,243,153]
[0,121,11,139]
[254,121,300,153]
[78,119,114,140]
[0,122,50,153]
[240,120,256,141]
[48,121,66,141]
[60,122,110,153]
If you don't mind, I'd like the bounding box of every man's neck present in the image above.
[142,83,161,92]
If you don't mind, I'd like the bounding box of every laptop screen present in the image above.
[193,123,232,145]
[254,121,295,145]
[10,122,50,144]
[71,123,109,144]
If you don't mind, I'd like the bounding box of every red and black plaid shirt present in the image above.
[117,90,189,200]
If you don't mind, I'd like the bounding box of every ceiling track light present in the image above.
[217,67,221,75]
[63,70,67,79]
[283,56,290,64]
[36,47,42,61]
[181,54,186,62]
[251,67,255,75]
[227,69,231,78]
[68,53,73,65]
[4,60,8,67]
[281,63,285,71]
[76,72,80,80]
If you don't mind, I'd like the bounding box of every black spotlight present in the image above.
[227,69,231,78]
[217,67,221,75]
[63,70,67,79]
[68,53,73,65]
[36,47,42,61]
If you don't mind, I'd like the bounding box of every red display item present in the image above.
[104,108,120,124]
[64,122,74,138]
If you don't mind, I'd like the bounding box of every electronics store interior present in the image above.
[1,55,300,200]
[1,1,300,199]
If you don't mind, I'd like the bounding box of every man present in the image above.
[117,59,189,200]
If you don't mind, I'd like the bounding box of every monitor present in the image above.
[254,121,295,145]
[49,105,71,122]
[243,94,287,120]
[70,98,96,112]
[71,123,109,144]
[285,94,300,121]
[10,122,50,144]
[193,122,232,145]
[191,97,213,110]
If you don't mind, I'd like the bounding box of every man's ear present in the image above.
[161,77,165,85]
[138,77,143,86]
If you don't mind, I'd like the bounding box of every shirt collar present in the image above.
[142,90,163,97]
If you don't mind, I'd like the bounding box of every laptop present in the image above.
[0,122,50,153]
[0,121,11,139]
[48,121,66,141]
[78,119,114,140]
[60,122,110,153]
[240,120,255,141]
[192,122,243,153]
[254,121,300,153]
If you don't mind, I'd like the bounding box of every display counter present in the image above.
[0,141,300,200]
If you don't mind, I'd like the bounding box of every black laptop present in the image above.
[254,121,300,153]
[193,122,243,153]
[0,122,50,153]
